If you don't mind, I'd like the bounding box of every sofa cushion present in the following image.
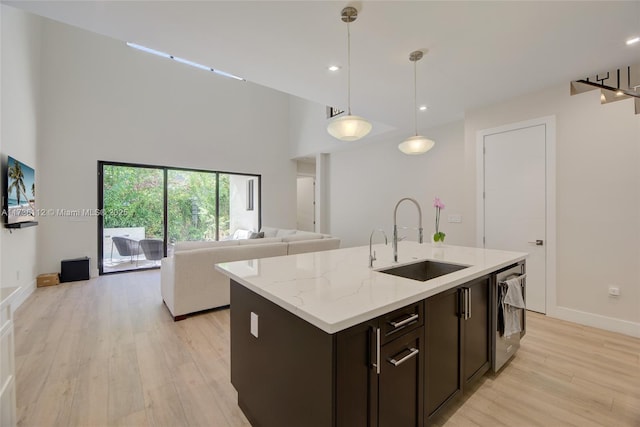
[260,226,279,238]
[275,228,297,238]
[225,242,288,261]
[281,233,324,242]
[232,229,254,240]
[238,237,283,245]
[175,240,239,252]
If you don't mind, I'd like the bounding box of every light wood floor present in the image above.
[13,271,640,427]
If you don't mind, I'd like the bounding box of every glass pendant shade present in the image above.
[398,135,435,155]
[327,114,372,141]
[327,7,371,142]
[399,50,434,155]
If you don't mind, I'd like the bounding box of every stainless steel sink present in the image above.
[377,260,469,282]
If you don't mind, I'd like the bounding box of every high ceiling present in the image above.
[6,1,640,137]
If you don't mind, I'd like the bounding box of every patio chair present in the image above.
[139,239,164,265]
[111,236,142,264]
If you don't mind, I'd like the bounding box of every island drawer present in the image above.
[380,301,424,344]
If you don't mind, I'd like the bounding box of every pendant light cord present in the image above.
[347,20,352,115]
[413,59,418,136]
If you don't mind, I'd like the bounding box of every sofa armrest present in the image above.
[168,242,288,317]
[161,256,176,315]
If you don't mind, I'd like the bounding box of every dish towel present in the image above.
[502,277,526,338]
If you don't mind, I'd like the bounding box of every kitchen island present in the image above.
[216,241,526,427]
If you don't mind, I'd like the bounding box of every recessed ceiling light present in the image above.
[328,65,341,72]
[626,36,640,45]
[419,105,428,111]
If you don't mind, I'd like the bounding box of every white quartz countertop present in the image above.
[215,242,527,334]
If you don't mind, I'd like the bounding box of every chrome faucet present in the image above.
[369,229,388,268]
[393,198,424,262]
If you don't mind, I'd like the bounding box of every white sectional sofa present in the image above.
[160,228,340,320]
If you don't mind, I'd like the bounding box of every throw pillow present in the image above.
[249,231,265,239]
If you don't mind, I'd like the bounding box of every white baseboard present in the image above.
[549,306,640,338]
[13,280,36,310]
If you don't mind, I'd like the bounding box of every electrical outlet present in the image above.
[608,286,620,296]
[448,214,462,223]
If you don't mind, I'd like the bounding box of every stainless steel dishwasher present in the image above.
[492,262,526,372]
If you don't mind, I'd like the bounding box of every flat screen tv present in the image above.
[5,156,37,227]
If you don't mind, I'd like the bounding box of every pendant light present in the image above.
[327,7,372,142]
[398,50,435,155]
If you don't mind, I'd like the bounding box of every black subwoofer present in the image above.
[60,257,90,282]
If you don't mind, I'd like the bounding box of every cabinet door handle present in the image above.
[372,327,381,375]
[461,287,471,320]
[467,288,472,320]
[388,347,419,367]
[388,313,419,328]
[461,288,467,319]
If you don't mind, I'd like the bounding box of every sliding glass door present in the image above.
[167,169,218,248]
[101,164,165,273]
[98,161,260,275]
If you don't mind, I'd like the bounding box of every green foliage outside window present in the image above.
[103,166,232,242]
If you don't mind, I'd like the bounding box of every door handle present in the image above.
[527,239,544,246]
[388,347,419,367]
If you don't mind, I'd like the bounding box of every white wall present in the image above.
[329,120,473,249]
[35,18,296,276]
[0,6,43,307]
[296,159,316,176]
[465,84,640,334]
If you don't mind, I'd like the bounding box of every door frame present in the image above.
[475,116,557,315]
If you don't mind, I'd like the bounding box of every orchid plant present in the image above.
[433,197,446,242]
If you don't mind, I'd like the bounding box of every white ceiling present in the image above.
[6,1,640,137]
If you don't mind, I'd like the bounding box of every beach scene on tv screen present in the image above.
[7,156,35,224]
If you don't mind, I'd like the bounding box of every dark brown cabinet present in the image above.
[462,277,491,385]
[378,328,423,427]
[335,321,378,427]
[230,272,493,427]
[335,302,424,427]
[424,286,462,418]
[424,275,491,422]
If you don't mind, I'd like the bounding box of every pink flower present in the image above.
[434,197,445,238]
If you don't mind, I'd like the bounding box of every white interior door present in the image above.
[484,124,547,313]
[296,177,315,232]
